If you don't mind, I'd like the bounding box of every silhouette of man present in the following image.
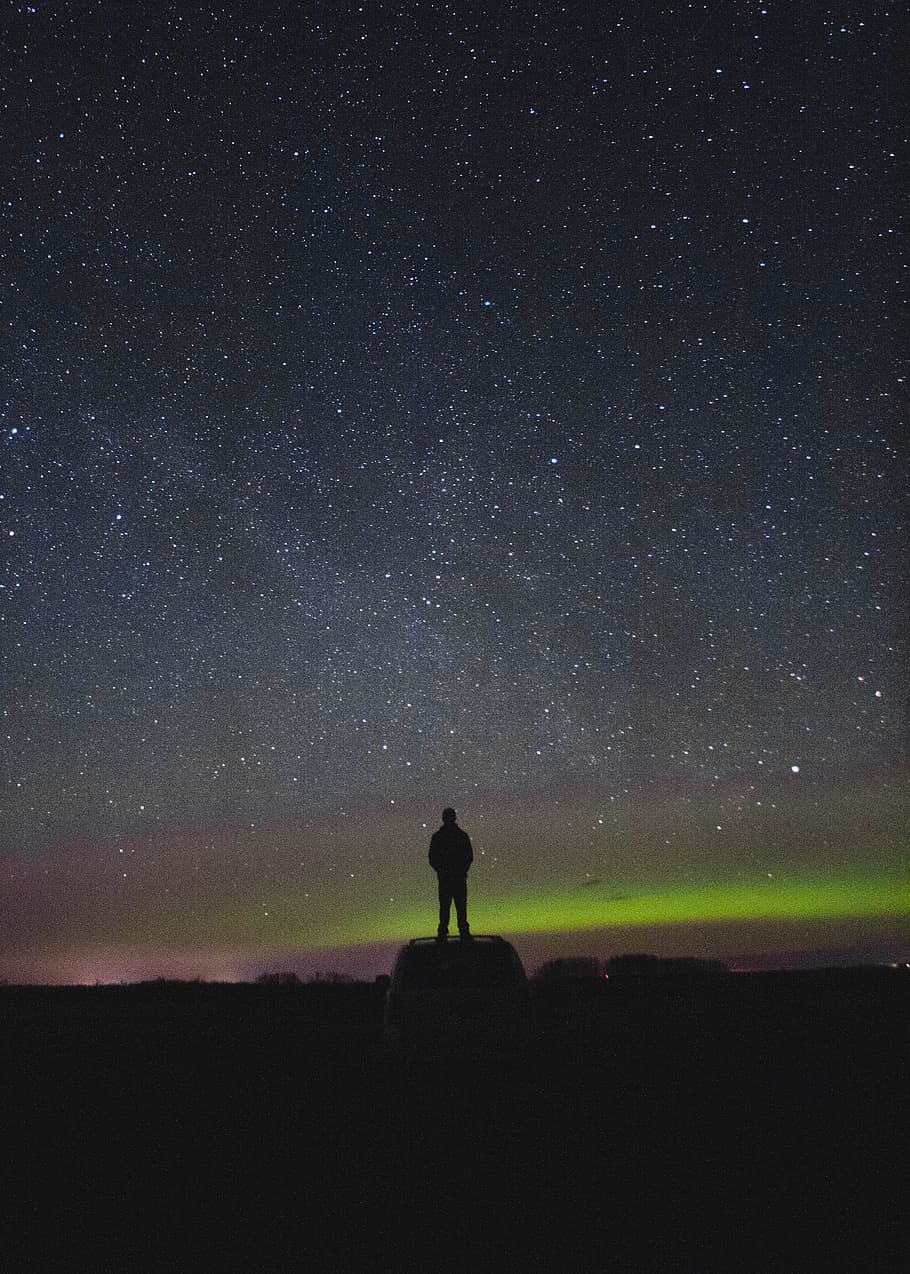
[428,807,473,942]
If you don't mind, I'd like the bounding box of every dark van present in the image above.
[383,936,534,1061]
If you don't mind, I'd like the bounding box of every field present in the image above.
[3,969,907,1272]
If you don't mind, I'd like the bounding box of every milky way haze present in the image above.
[2,2,906,982]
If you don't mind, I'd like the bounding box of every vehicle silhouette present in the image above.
[383,935,534,1062]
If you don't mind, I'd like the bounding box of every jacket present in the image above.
[428,824,473,877]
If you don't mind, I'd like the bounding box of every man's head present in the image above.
[442,807,457,824]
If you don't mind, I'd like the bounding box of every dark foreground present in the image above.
[3,970,908,1272]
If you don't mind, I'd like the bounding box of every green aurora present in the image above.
[6,779,906,980]
[125,870,908,952]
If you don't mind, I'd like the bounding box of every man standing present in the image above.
[428,807,473,942]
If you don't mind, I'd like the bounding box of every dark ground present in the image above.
[2,969,908,1272]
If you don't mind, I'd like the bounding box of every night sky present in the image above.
[2,1,906,983]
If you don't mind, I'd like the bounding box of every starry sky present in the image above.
[1,1,906,983]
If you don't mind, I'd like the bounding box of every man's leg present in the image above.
[437,875,452,939]
[452,875,469,938]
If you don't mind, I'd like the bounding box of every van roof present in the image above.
[405,935,510,947]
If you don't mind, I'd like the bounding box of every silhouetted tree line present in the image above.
[117,971,370,988]
[606,954,728,978]
[532,954,729,982]
[533,957,604,982]
[133,977,206,988]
